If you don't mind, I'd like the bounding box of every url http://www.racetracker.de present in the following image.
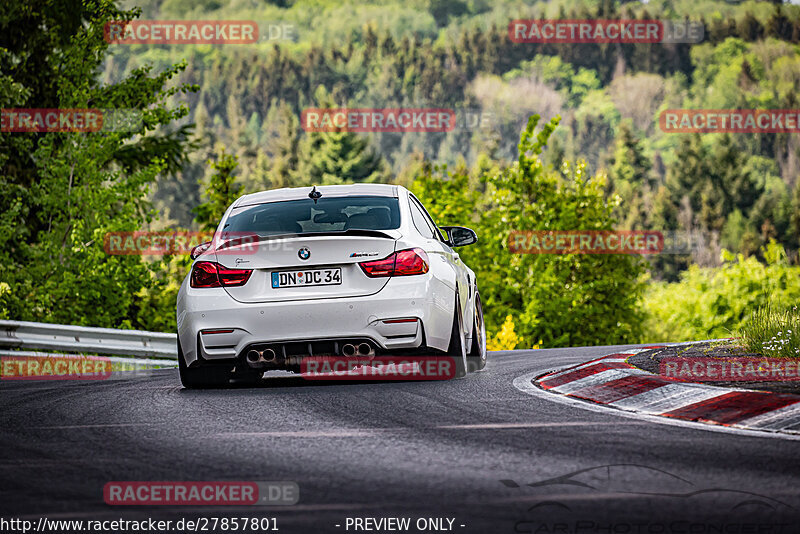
[0,517,280,533]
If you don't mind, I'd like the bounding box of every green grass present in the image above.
[739,306,800,359]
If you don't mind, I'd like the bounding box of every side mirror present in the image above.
[190,241,212,260]
[441,226,478,247]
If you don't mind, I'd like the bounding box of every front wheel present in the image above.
[467,293,487,372]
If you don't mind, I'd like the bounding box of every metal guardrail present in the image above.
[0,320,178,359]
[0,350,178,366]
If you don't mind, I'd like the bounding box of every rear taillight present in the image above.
[359,248,429,277]
[191,261,252,288]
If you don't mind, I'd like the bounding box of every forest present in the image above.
[2,0,800,348]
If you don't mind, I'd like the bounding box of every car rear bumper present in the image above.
[177,276,446,367]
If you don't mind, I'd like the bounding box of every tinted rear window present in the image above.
[224,196,401,236]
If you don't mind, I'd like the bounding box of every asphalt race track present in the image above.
[2,345,799,533]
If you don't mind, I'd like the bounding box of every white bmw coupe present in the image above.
[176,184,486,388]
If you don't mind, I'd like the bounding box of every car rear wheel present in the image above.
[447,298,468,378]
[467,293,487,372]
[178,339,231,389]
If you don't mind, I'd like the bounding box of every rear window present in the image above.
[223,196,401,236]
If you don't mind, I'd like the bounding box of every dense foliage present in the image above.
[412,116,646,348]
[0,0,196,328]
[104,1,800,280]
[642,242,800,342]
[2,0,799,349]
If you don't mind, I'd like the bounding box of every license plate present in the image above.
[271,268,342,289]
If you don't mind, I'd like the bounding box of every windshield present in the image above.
[223,196,400,237]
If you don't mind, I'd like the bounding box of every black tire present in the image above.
[447,298,468,378]
[178,339,231,389]
[467,293,487,372]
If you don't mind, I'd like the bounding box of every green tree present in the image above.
[260,101,301,190]
[194,148,242,232]
[413,116,646,348]
[662,134,763,245]
[0,0,196,327]
[479,115,645,347]
[410,159,483,231]
[296,87,388,185]
[298,130,387,185]
[608,121,653,230]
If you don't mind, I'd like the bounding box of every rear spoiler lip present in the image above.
[214,229,399,252]
[292,229,399,240]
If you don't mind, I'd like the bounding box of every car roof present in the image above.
[234,184,402,208]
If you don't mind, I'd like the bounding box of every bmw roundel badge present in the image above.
[298,247,311,260]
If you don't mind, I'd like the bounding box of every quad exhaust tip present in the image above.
[247,343,373,366]
[246,348,277,366]
[342,343,374,358]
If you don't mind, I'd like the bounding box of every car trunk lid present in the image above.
[214,232,397,303]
